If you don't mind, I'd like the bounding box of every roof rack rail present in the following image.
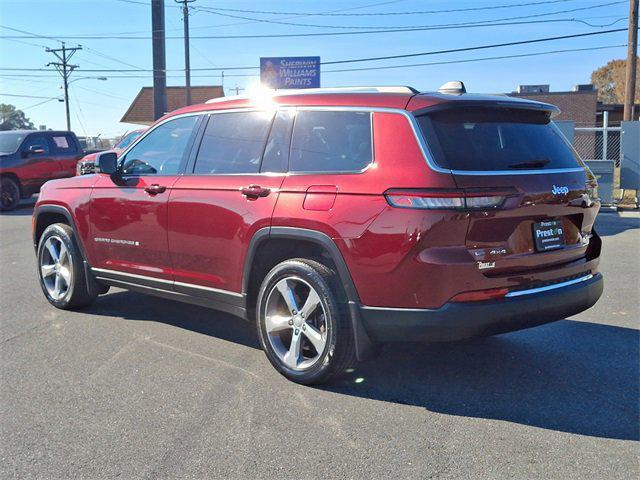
[205,85,419,103]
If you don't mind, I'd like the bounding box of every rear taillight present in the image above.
[385,188,515,211]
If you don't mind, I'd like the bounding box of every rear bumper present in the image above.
[359,272,603,342]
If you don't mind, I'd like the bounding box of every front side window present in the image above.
[115,130,144,150]
[290,111,372,173]
[22,135,51,156]
[121,115,198,175]
[416,107,582,171]
[193,111,273,175]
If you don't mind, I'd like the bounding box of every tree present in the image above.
[0,104,35,131]
[591,57,640,104]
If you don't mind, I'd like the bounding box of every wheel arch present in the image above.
[243,227,359,303]
[33,205,87,260]
[243,227,374,360]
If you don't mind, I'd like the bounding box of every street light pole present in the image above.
[175,0,195,106]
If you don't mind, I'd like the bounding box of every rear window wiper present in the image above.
[507,159,550,169]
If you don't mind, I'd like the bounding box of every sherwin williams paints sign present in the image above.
[260,57,321,89]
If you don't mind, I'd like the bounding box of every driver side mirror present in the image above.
[96,151,119,176]
[24,145,45,156]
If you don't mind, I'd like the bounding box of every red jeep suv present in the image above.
[32,85,603,384]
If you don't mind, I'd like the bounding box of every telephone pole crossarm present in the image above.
[46,43,82,131]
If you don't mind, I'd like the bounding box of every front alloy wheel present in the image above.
[37,223,97,309]
[40,236,73,300]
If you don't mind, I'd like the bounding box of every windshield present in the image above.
[416,107,582,171]
[115,130,143,150]
[0,132,27,154]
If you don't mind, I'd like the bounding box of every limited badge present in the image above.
[478,261,495,270]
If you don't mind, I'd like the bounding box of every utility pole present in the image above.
[46,43,81,131]
[624,0,638,121]
[175,0,195,106]
[230,86,245,95]
[151,0,167,120]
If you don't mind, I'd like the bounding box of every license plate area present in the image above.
[533,219,565,252]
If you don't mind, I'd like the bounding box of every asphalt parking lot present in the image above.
[1,202,638,479]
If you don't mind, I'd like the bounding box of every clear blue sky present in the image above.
[0,0,631,137]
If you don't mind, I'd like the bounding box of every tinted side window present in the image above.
[290,111,372,172]
[261,111,293,173]
[194,111,273,175]
[51,134,78,154]
[121,115,198,175]
[22,135,51,155]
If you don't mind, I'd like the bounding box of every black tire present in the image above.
[36,223,97,309]
[256,258,356,385]
[0,176,20,211]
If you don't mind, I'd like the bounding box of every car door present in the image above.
[19,134,60,189]
[167,110,291,298]
[89,114,201,282]
[50,133,82,177]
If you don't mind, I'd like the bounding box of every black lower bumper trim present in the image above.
[359,273,603,342]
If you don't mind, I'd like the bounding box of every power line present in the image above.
[0,1,628,40]
[324,44,627,73]
[194,0,579,16]
[322,27,630,65]
[0,42,625,82]
[20,97,61,110]
[191,0,626,30]
[0,93,61,99]
[0,27,628,73]
[0,16,625,41]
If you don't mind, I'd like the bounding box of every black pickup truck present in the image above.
[0,130,88,211]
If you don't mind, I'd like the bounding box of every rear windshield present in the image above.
[416,107,582,171]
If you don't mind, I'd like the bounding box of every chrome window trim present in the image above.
[504,274,594,298]
[118,105,586,177]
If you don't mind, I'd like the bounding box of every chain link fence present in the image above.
[574,126,622,166]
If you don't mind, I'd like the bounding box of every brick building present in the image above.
[509,84,598,127]
[121,86,224,125]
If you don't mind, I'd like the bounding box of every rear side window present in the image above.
[194,111,273,174]
[51,134,78,154]
[416,107,581,171]
[290,111,372,172]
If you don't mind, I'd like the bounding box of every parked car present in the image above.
[32,85,603,384]
[76,128,146,175]
[0,130,85,211]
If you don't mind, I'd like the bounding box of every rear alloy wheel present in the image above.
[257,258,356,384]
[0,177,20,211]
